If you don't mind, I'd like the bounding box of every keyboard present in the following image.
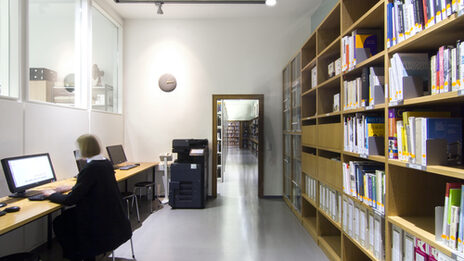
[119,164,138,170]
[28,194,48,201]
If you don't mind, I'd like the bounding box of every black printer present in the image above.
[169,139,209,209]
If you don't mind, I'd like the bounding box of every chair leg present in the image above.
[126,199,130,220]
[130,237,136,259]
[149,186,153,213]
[112,251,115,261]
[134,196,140,223]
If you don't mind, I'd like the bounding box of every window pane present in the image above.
[92,8,119,113]
[0,0,9,97]
[29,0,77,106]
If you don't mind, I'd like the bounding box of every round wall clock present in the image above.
[158,74,177,92]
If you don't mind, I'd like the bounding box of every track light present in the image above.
[156,2,164,15]
[265,0,276,6]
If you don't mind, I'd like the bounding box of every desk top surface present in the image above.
[0,162,158,236]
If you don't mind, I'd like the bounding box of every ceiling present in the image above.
[102,0,321,20]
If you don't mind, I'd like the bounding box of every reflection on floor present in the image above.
[35,148,327,261]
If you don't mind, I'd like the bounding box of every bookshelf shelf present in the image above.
[342,103,385,114]
[316,74,341,90]
[388,90,464,108]
[317,111,342,119]
[303,193,318,208]
[344,192,384,218]
[302,32,317,68]
[302,87,316,97]
[388,159,464,180]
[303,216,318,240]
[319,235,342,261]
[341,0,384,37]
[319,207,342,230]
[342,50,385,78]
[343,151,385,163]
[317,2,341,55]
[388,216,455,258]
[319,36,341,60]
[302,56,317,72]
[388,13,464,54]
[343,231,379,261]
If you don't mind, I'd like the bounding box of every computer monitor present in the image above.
[1,153,57,197]
[106,145,127,166]
[73,150,87,172]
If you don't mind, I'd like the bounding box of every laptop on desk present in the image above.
[106,145,139,170]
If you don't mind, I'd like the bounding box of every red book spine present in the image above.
[422,0,429,26]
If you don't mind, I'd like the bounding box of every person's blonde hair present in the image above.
[77,134,101,158]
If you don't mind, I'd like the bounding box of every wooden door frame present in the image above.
[212,94,264,198]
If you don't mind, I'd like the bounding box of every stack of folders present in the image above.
[437,183,464,253]
[343,67,385,111]
[391,225,452,261]
[305,175,317,202]
[387,109,462,166]
[386,0,464,49]
[430,43,464,95]
[342,29,382,72]
[342,161,385,215]
[319,183,341,223]
[344,114,385,155]
[343,196,385,260]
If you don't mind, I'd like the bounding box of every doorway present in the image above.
[212,95,264,198]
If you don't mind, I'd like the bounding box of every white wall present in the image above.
[124,13,312,196]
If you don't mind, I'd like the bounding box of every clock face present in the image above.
[158,73,177,92]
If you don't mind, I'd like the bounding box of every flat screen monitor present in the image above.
[1,153,57,197]
[73,150,87,172]
[106,145,127,165]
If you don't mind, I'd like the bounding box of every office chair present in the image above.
[111,237,135,261]
[121,192,140,223]
[133,181,156,213]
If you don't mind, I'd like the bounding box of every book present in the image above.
[448,187,461,248]
[450,205,460,249]
[311,66,317,88]
[442,183,462,244]
[397,120,405,161]
[387,3,394,48]
[431,55,437,94]
[389,108,401,159]
[392,53,430,101]
[392,225,403,261]
[404,232,415,261]
[452,47,458,91]
[415,237,429,261]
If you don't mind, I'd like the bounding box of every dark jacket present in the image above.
[49,159,132,259]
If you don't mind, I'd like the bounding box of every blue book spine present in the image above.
[387,3,394,47]
[368,175,373,207]
[365,116,385,124]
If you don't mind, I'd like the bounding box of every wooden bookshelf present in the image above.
[283,0,464,260]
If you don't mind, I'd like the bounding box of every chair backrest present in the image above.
[73,150,87,172]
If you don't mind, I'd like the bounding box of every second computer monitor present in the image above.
[106,145,127,165]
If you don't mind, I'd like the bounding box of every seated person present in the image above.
[41,134,132,261]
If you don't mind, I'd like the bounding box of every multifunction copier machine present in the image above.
[169,139,208,209]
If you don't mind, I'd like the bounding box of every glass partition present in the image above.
[91,7,120,113]
[28,0,78,106]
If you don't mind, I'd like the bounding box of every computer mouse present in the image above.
[0,211,6,217]
[0,203,6,208]
[4,206,20,213]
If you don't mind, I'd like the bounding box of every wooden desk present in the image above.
[0,162,158,237]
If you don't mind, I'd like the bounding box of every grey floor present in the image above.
[37,148,327,261]
[113,148,327,261]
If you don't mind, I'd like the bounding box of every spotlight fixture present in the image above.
[265,0,276,6]
[156,2,164,15]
